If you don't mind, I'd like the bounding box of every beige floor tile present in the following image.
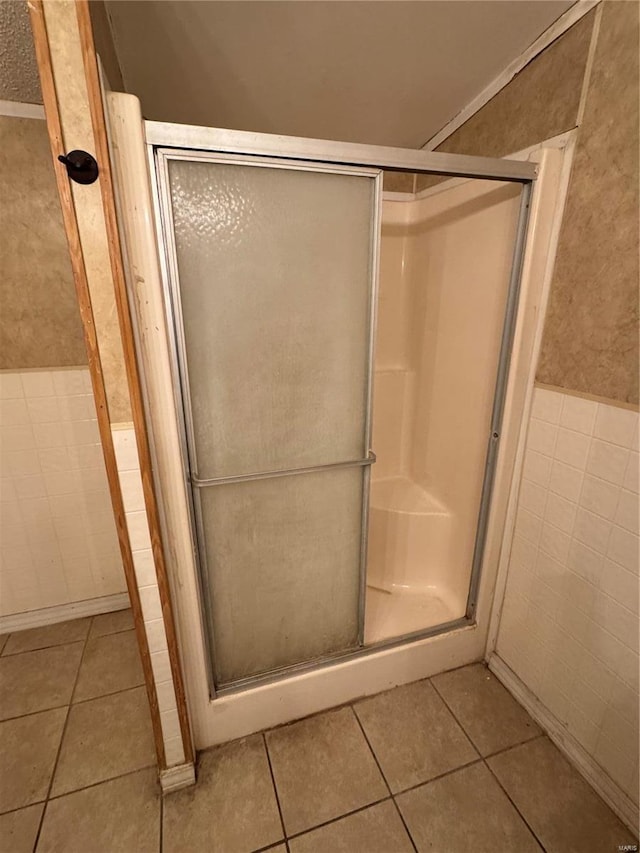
[0,635,8,655]
[266,706,388,836]
[51,686,155,796]
[2,619,90,656]
[0,709,66,813]
[354,679,478,793]
[431,663,541,756]
[488,738,638,853]
[397,761,541,853]
[0,643,83,721]
[163,734,282,853]
[289,800,414,853]
[89,608,134,638]
[0,804,44,853]
[73,630,144,702]
[38,769,159,853]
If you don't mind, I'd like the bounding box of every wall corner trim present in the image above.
[159,763,196,795]
[487,654,639,836]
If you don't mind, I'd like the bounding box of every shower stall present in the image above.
[107,93,564,745]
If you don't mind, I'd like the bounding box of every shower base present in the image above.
[364,585,460,645]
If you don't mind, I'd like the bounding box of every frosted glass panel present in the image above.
[200,468,364,686]
[168,159,376,478]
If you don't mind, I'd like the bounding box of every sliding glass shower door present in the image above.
[156,151,380,689]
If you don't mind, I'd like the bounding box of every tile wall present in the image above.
[496,386,639,804]
[112,427,186,767]
[0,368,125,616]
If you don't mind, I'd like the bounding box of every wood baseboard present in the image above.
[0,593,130,634]
[488,653,639,836]
[159,762,196,794]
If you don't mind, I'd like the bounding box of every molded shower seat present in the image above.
[367,476,454,595]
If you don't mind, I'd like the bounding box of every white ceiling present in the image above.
[106,0,573,148]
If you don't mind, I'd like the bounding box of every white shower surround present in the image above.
[106,91,568,748]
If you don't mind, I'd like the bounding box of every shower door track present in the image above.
[146,120,537,697]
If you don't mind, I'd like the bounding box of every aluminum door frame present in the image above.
[145,121,536,696]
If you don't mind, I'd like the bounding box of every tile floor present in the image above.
[0,610,637,852]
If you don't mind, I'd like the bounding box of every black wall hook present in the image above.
[57,150,99,185]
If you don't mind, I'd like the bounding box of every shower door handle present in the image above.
[190,451,376,488]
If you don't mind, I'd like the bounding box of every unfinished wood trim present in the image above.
[27,0,167,769]
[75,0,194,765]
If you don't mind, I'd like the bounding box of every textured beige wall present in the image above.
[0,116,87,368]
[538,1,639,405]
[417,4,638,406]
[0,0,42,103]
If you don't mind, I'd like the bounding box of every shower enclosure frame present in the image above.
[145,120,537,697]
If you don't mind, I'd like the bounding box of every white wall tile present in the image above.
[549,460,583,502]
[498,390,640,804]
[587,440,629,486]
[164,736,186,767]
[145,618,168,653]
[132,548,156,587]
[120,469,145,513]
[539,522,571,563]
[527,418,558,456]
[519,479,547,517]
[594,405,637,448]
[623,452,639,494]
[607,526,639,573]
[0,373,24,399]
[573,508,612,555]
[523,450,552,487]
[554,428,591,470]
[560,396,597,435]
[139,583,163,622]
[0,368,126,617]
[615,490,639,535]
[112,429,140,472]
[156,679,178,712]
[544,492,576,535]
[531,388,562,423]
[150,649,172,683]
[600,560,639,614]
[579,475,620,521]
[20,371,55,397]
[0,399,29,425]
[126,510,152,551]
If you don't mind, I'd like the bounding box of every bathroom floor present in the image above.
[0,610,636,852]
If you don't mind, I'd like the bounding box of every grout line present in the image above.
[349,705,418,853]
[46,763,158,802]
[350,705,393,795]
[0,623,134,659]
[483,757,549,852]
[285,795,392,843]
[428,677,481,758]
[392,757,484,799]
[0,680,148,725]
[427,676,549,850]
[32,613,93,849]
[262,733,290,852]
[0,638,86,660]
